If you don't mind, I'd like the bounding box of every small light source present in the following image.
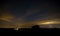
[14,28,19,30]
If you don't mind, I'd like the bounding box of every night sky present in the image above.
[0,0,60,28]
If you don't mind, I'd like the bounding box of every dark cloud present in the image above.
[0,0,60,28]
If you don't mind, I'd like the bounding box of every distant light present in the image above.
[14,28,19,30]
[38,21,60,25]
[41,22,54,24]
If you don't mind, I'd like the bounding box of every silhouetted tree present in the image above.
[32,25,40,31]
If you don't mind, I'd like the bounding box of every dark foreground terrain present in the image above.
[0,25,60,32]
[0,28,60,33]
